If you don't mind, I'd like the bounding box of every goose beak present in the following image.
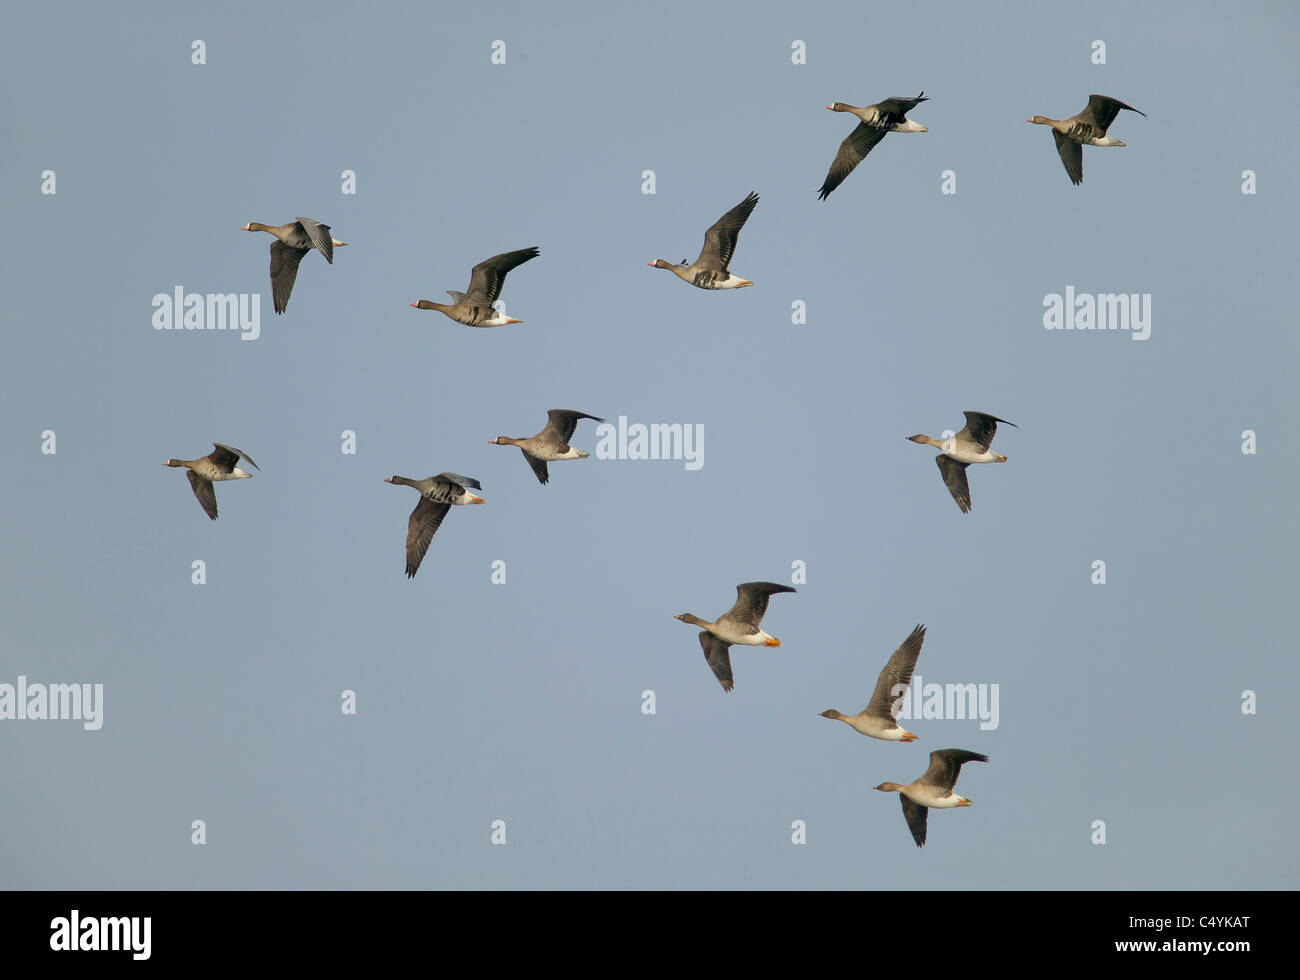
[240,223,252,231]
[824,105,834,110]
[505,317,522,324]
[764,637,781,647]
[409,302,419,307]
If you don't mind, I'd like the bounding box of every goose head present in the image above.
[1027,115,1052,125]
[907,434,941,447]
[674,613,706,627]
[818,709,845,720]
[874,782,905,793]
[488,436,517,447]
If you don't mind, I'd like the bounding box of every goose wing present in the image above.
[404,497,451,578]
[186,471,218,520]
[696,192,758,273]
[698,632,735,692]
[936,455,972,513]
[463,247,540,306]
[865,624,926,719]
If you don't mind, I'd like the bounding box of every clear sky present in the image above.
[1,0,1296,889]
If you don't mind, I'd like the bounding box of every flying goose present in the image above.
[242,217,347,314]
[384,472,484,578]
[489,409,605,485]
[819,624,926,741]
[875,748,989,848]
[163,443,260,520]
[908,411,1017,514]
[410,247,540,326]
[649,192,758,290]
[1027,94,1146,185]
[675,582,796,692]
[818,93,928,200]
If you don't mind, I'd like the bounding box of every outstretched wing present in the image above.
[542,409,605,446]
[726,581,796,630]
[697,192,758,273]
[921,748,990,793]
[522,449,549,486]
[294,217,335,263]
[186,471,218,520]
[865,624,926,719]
[698,632,735,693]
[1081,94,1145,133]
[269,242,309,314]
[404,497,451,578]
[464,247,541,306]
[936,456,972,513]
[901,795,929,848]
[818,123,889,200]
[1051,131,1084,185]
[211,443,260,472]
[958,412,1015,453]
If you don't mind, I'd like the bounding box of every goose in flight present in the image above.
[489,409,605,485]
[908,411,1017,514]
[875,748,989,847]
[411,247,540,326]
[819,624,926,740]
[163,443,260,520]
[242,217,347,314]
[675,582,796,692]
[818,92,929,200]
[384,472,484,578]
[1027,94,1146,185]
[649,192,758,289]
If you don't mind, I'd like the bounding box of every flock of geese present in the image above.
[165,89,1146,849]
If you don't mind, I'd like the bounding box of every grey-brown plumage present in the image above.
[818,93,928,200]
[384,472,484,578]
[1028,95,1146,185]
[411,247,540,326]
[820,624,926,740]
[865,624,925,720]
[489,409,605,485]
[242,217,345,314]
[909,411,1017,514]
[163,443,260,520]
[877,748,989,848]
[675,582,797,692]
[649,192,758,289]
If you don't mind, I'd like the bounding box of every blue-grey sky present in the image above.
[2,0,1297,888]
